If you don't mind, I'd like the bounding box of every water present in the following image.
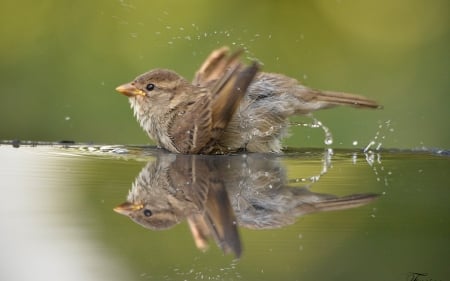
[1,143,449,281]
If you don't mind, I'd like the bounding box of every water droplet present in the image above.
[364,141,375,153]
[352,153,357,164]
[311,118,333,145]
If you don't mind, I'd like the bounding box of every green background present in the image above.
[1,0,449,149]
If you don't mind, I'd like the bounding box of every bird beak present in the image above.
[113,202,144,215]
[115,83,146,97]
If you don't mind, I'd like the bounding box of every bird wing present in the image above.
[167,89,213,154]
[202,179,242,257]
[193,47,243,87]
[209,62,260,140]
[186,156,242,257]
[169,62,258,154]
[169,47,259,153]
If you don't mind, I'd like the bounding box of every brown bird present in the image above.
[116,47,381,154]
[113,152,379,257]
[114,153,242,257]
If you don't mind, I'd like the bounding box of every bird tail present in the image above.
[298,87,382,109]
[309,89,382,109]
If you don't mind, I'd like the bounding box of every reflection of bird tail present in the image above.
[312,193,379,212]
[299,193,379,214]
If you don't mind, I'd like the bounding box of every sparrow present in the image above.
[116,47,381,154]
[113,151,379,257]
[114,153,242,257]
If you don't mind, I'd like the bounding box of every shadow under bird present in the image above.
[113,152,379,257]
[116,47,381,154]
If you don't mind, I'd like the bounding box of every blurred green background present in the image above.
[1,0,449,149]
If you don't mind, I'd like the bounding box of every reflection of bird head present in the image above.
[113,156,200,231]
[114,200,180,231]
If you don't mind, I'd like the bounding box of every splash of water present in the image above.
[289,116,333,146]
[363,120,393,153]
[288,148,333,185]
[360,120,395,188]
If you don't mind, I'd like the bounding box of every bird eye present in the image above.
[143,209,152,217]
[145,83,155,91]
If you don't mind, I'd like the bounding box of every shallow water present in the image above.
[0,143,448,281]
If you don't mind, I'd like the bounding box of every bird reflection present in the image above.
[114,152,378,258]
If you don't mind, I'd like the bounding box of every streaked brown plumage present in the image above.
[116,47,381,154]
[114,153,242,257]
[113,152,379,257]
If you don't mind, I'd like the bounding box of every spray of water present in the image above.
[288,148,333,185]
[289,115,333,146]
[361,120,394,188]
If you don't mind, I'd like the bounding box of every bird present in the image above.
[113,152,379,257]
[114,153,242,257]
[116,47,381,154]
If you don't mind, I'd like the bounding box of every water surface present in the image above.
[1,143,448,281]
